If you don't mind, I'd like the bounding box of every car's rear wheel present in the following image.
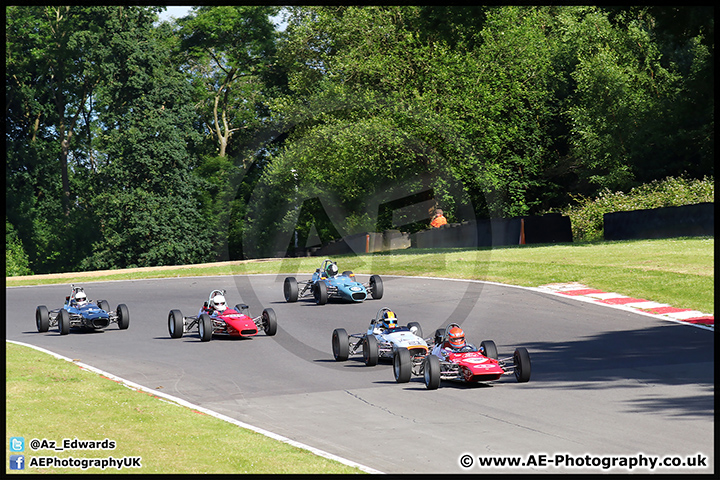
[199,313,213,342]
[407,321,423,338]
[433,328,445,346]
[362,335,379,366]
[393,348,412,383]
[284,277,298,302]
[98,300,111,312]
[314,281,328,305]
[36,306,50,333]
[332,328,349,361]
[369,275,383,299]
[262,308,277,336]
[481,340,498,360]
[57,309,70,335]
[514,347,531,382]
[423,355,441,390]
[116,304,130,330]
[168,310,184,338]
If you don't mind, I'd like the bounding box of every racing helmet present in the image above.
[75,291,88,305]
[212,294,227,312]
[381,310,398,329]
[448,326,466,349]
[326,262,339,277]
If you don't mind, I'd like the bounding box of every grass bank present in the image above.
[5,342,365,474]
[7,237,714,314]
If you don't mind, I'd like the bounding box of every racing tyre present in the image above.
[332,328,349,361]
[98,300,111,312]
[433,328,445,346]
[407,321,423,338]
[314,281,328,305]
[284,277,298,303]
[116,304,130,330]
[198,313,213,342]
[369,275,384,300]
[423,355,441,390]
[513,347,531,383]
[168,310,184,338]
[36,306,50,333]
[342,270,354,277]
[362,335,379,366]
[262,308,277,336]
[57,309,70,335]
[481,340,498,360]
[393,348,412,383]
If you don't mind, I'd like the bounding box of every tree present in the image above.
[245,6,565,256]
[79,8,213,269]
[6,6,119,272]
[6,219,33,276]
[177,6,280,162]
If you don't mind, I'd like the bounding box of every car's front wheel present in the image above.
[332,328,349,361]
[393,348,412,383]
[117,304,129,330]
[168,310,184,339]
[514,347,531,383]
[423,355,440,390]
[369,275,383,300]
[36,305,50,333]
[262,308,277,336]
[284,277,298,302]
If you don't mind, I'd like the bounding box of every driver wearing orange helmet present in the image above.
[431,325,477,360]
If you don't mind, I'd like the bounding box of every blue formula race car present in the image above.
[35,285,129,335]
[283,259,383,305]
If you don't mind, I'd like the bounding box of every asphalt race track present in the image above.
[6,274,714,473]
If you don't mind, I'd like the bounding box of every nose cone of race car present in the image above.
[453,352,504,381]
[387,331,428,353]
[220,310,258,337]
[78,304,111,329]
[332,278,367,302]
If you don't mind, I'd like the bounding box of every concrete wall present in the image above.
[289,204,711,257]
[314,230,410,257]
[603,203,714,240]
[411,213,572,249]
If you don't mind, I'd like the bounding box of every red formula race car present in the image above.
[167,289,277,342]
[393,322,531,389]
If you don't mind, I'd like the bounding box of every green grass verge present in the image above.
[7,237,714,314]
[5,342,365,474]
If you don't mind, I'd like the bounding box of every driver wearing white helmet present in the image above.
[326,262,339,278]
[74,291,88,307]
[210,294,228,314]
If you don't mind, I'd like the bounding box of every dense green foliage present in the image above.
[6,219,32,276]
[555,176,715,242]
[6,6,714,273]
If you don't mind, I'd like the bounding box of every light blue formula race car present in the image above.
[35,284,129,335]
[283,259,383,305]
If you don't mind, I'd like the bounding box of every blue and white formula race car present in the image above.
[332,307,428,366]
[35,285,129,335]
[283,259,383,305]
